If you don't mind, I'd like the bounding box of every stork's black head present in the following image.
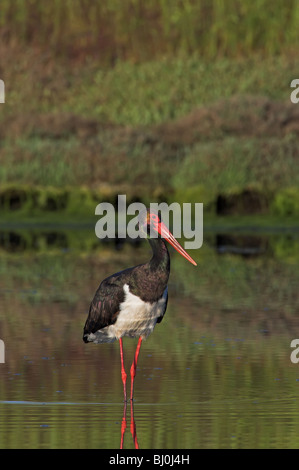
[138,208,197,266]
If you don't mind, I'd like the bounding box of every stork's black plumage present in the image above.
[83,209,196,401]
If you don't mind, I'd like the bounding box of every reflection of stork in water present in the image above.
[120,400,138,449]
[83,209,197,401]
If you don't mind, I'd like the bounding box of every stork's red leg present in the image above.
[119,338,127,402]
[130,337,142,400]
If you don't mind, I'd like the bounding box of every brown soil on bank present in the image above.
[1,95,299,216]
[3,95,299,144]
[153,95,299,145]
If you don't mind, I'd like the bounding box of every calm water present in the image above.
[1,226,299,449]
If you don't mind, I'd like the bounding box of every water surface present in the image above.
[0,227,299,449]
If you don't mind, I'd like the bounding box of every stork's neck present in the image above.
[148,236,170,273]
[130,236,170,303]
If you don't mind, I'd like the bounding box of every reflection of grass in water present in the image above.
[1,242,299,448]
[1,232,299,322]
[174,238,299,318]
[0,315,299,448]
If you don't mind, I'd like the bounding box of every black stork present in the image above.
[83,208,197,401]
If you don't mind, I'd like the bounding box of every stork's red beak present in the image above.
[156,221,197,266]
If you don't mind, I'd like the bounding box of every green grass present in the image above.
[173,135,299,193]
[2,54,298,124]
[1,32,299,220]
[1,0,299,63]
[65,55,297,125]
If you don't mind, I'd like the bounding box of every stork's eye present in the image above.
[151,214,158,221]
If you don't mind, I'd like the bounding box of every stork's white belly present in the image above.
[89,283,167,344]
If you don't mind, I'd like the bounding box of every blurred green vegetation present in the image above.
[2,54,298,124]
[1,0,299,63]
[1,1,299,221]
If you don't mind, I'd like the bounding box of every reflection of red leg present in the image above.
[119,338,127,402]
[130,337,142,401]
[130,399,139,449]
[120,400,127,449]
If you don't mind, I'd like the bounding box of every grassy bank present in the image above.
[1,0,299,63]
[2,54,298,124]
[1,45,299,221]
[1,183,299,223]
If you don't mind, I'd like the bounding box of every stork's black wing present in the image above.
[82,267,135,342]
